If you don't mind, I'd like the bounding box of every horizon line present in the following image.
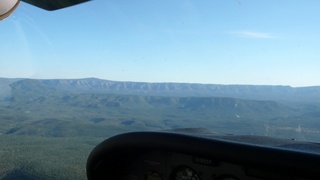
[1,76,318,88]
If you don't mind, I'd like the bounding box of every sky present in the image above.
[1,0,320,87]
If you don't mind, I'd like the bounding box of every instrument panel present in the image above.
[123,150,300,180]
[86,131,320,180]
[125,151,253,180]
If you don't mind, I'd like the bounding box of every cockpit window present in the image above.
[1,0,320,179]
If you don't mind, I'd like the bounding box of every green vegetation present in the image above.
[0,78,320,179]
[0,135,104,179]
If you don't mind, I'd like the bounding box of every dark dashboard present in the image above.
[87,129,320,179]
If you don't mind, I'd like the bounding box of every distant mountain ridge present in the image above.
[1,77,320,102]
[0,78,22,100]
[1,77,320,147]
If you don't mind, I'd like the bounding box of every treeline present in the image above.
[0,135,103,179]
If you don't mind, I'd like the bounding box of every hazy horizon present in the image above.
[1,1,320,87]
[1,76,319,88]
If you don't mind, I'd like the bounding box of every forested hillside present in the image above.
[0,78,320,179]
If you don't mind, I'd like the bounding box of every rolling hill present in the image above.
[0,77,320,179]
[2,78,320,102]
[1,77,318,138]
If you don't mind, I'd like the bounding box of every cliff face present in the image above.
[3,77,320,102]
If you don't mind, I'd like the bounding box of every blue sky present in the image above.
[1,0,320,87]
